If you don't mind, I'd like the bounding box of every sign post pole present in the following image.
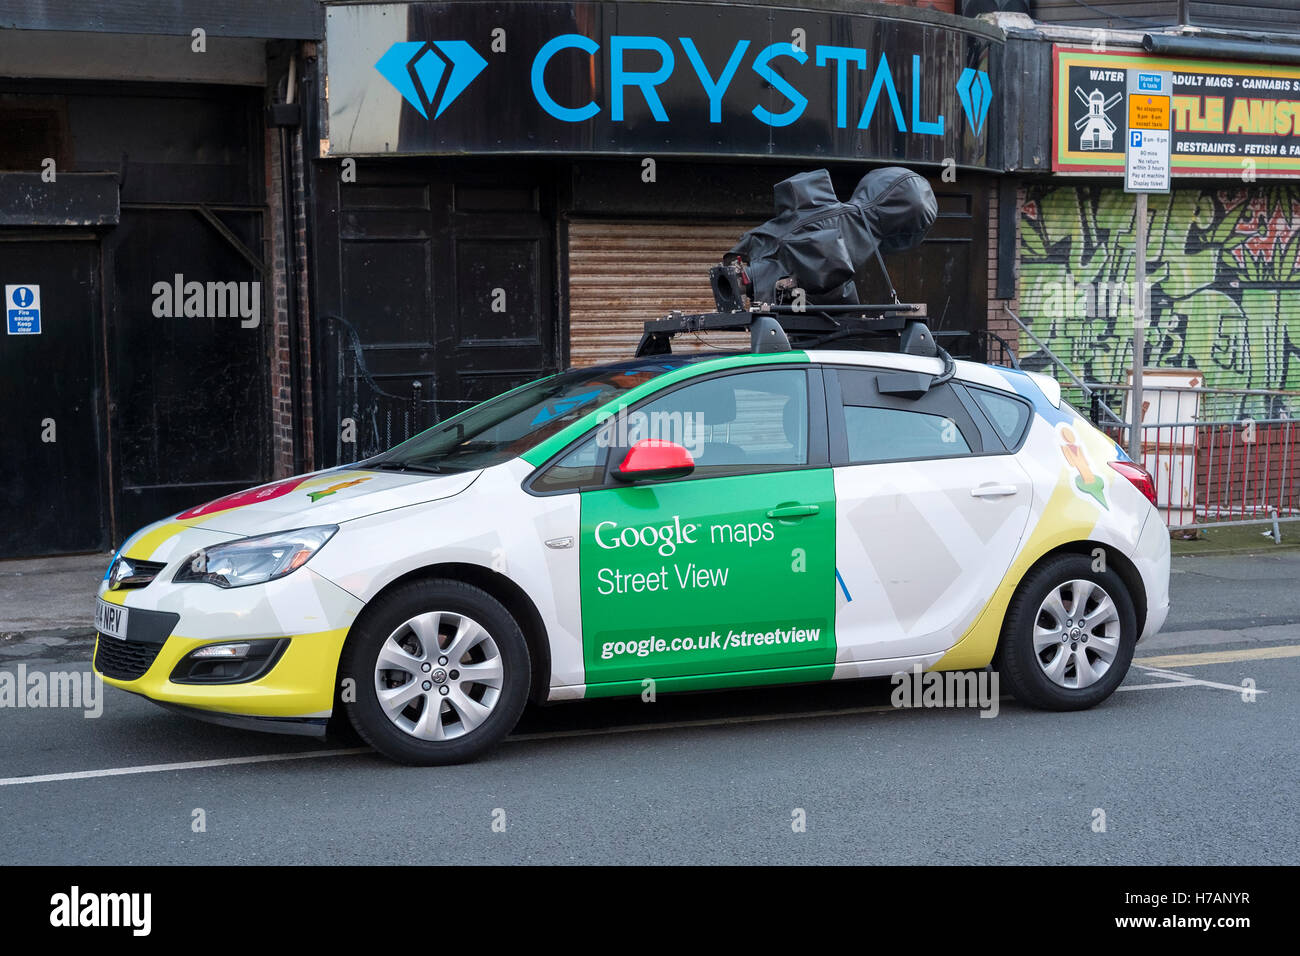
[1131,192,1146,462]
[1123,68,1172,463]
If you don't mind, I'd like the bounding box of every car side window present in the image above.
[530,434,605,493]
[833,368,980,465]
[968,387,1032,448]
[844,406,971,463]
[629,368,809,475]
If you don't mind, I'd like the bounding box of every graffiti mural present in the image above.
[1018,184,1300,417]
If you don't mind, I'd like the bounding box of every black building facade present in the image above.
[309,0,1006,464]
[0,1,322,557]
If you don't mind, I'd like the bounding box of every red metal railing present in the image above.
[1090,385,1300,538]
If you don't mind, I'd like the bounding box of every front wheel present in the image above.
[340,579,531,765]
[996,554,1137,711]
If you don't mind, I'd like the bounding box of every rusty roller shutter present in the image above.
[567,220,755,367]
[1018,182,1300,418]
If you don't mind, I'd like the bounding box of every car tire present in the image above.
[339,578,531,765]
[996,553,1137,711]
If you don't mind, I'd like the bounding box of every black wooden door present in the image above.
[0,82,268,552]
[0,237,109,557]
[103,207,270,536]
[444,183,555,405]
[324,162,558,462]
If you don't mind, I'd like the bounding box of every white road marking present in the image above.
[3,646,1283,786]
[1131,664,1264,695]
[0,707,915,786]
[0,748,368,787]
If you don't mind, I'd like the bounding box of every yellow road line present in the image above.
[1135,644,1300,669]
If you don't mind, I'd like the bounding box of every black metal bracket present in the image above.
[267,102,303,128]
[635,303,935,358]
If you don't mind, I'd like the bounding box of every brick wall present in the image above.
[265,119,313,479]
[986,183,1023,360]
[291,125,314,470]
[267,127,293,479]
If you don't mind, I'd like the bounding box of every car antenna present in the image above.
[935,296,951,331]
[873,247,901,306]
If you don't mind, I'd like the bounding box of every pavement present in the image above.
[0,548,1297,865]
[1146,548,1300,651]
[0,553,107,671]
[0,552,109,634]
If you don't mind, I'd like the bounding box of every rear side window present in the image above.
[831,368,980,465]
[969,387,1032,447]
[844,406,971,463]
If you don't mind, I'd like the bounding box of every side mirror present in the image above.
[613,439,695,483]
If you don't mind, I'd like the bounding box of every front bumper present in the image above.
[94,567,364,721]
[148,699,330,736]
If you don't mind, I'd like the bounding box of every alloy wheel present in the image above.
[1031,579,1122,689]
[372,611,504,740]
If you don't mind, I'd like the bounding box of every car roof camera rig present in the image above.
[637,167,953,397]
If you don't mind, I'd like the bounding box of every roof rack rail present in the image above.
[635,303,938,359]
[636,302,956,398]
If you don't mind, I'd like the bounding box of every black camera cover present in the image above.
[730,167,938,306]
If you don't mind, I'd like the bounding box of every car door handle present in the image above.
[766,504,820,519]
[970,484,1019,499]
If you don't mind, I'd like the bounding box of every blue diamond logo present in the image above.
[956,68,993,137]
[376,40,488,120]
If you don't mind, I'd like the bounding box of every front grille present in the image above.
[109,558,167,590]
[95,636,164,681]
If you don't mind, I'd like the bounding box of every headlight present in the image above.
[173,526,338,588]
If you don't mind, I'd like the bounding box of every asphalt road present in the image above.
[1,552,1297,865]
[1165,550,1300,634]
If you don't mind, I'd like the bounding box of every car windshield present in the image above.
[362,361,685,473]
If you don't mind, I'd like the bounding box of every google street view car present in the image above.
[94,168,1170,764]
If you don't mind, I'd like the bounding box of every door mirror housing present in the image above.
[613,439,695,483]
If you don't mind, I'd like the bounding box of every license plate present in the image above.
[95,599,129,640]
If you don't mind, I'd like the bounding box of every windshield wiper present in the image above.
[363,460,445,474]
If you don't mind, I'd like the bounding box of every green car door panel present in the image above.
[579,469,836,696]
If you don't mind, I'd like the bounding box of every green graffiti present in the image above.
[1019,185,1300,417]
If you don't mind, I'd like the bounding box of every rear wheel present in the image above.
[340,579,530,764]
[996,554,1137,710]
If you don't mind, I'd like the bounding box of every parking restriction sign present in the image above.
[1124,70,1173,194]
